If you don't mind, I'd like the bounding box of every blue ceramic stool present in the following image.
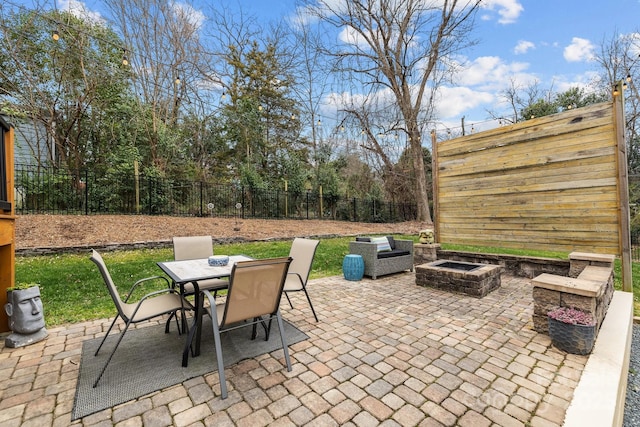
[343,254,364,281]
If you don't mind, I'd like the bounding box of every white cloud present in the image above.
[434,86,494,119]
[480,0,524,24]
[551,71,600,93]
[57,0,103,24]
[338,26,370,49]
[456,56,532,88]
[172,2,205,30]
[514,40,535,55]
[563,37,595,62]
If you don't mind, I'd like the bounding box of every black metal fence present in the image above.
[13,164,417,223]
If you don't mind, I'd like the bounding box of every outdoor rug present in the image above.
[72,317,308,420]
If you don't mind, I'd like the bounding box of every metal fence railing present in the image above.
[13,164,417,223]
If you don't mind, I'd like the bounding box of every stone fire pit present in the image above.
[415,260,503,298]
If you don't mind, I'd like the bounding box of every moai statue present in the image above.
[4,286,48,348]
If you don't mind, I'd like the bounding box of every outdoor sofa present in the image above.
[349,236,414,279]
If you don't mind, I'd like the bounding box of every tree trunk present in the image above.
[410,127,432,224]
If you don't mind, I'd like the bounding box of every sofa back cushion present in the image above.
[385,236,396,250]
[371,236,392,252]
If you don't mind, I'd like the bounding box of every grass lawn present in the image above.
[15,236,640,326]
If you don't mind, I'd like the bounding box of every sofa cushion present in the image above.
[377,249,410,259]
[386,236,396,250]
[371,236,392,252]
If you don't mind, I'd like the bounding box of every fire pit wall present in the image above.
[415,260,503,298]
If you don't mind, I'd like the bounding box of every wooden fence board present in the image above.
[434,101,623,255]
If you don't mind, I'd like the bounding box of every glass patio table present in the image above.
[157,254,253,366]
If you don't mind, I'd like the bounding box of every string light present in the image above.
[52,29,59,41]
[121,49,129,66]
[175,76,181,85]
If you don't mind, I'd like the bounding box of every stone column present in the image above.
[414,243,441,266]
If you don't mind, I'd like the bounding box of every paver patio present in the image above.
[0,272,587,426]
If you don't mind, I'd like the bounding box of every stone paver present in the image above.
[0,273,588,426]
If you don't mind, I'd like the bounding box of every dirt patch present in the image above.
[15,214,425,249]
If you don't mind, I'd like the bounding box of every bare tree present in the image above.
[288,12,333,173]
[593,31,640,173]
[302,0,482,223]
[103,0,209,170]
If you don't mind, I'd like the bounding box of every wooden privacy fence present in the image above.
[433,97,631,289]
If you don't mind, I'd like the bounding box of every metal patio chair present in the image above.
[283,238,320,322]
[90,249,191,388]
[201,256,293,399]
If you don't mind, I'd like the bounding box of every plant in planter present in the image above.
[547,306,596,355]
[4,282,48,348]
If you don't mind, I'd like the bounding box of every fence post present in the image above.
[134,160,140,214]
[84,169,89,215]
[352,197,357,222]
[199,181,203,217]
[241,187,245,219]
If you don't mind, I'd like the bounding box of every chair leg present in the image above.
[250,317,270,341]
[95,315,120,356]
[93,319,133,387]
[284,292,294,309]
[182,314,199,367]
[211,318,228,399]
[275,311,292,372]
[165,312,174,333]
[165,312,179,334]
[265,317,273,341]
[302,287,319,322]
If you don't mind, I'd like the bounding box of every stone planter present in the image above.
[548,317,596,355]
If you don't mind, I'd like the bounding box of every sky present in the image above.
[47,0,640,134]
[244,0,640,133]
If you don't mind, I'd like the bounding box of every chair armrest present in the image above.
[128,287,190,319]
[124,275,171,303]
[394,239,414,253]
[349,241,378,262]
